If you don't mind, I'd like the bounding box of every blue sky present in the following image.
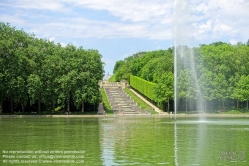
[1,0,249,76]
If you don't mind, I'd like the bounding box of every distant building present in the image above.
[104,72,112,81]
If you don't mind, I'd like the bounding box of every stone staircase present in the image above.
[104,87,150,115]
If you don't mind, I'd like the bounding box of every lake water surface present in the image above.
[0,117,249,165]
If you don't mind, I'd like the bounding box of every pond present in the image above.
[0,116,249,165]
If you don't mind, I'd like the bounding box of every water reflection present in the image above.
[100,118,118,165]
[174,122,179,166]
[100,117,175,165]
[0,117,249,165]
[173,118,249,166]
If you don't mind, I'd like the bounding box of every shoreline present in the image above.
[0,114,249,118]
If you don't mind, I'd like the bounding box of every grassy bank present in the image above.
[124,88,158,114]
[100,88,113,114]
[217,110,249,114]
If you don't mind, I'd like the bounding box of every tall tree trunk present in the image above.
[52,101,55,113]
[0,101,2,114]
[38,95,41,113]
[21,102,24,113]
[10,96,14,114]
[222,101,225,110]
[0,95,2,114]
[81,102,84,113]
[67,101,70,113]
[204,100,206,112]
[247,100,248,111]
[185,98,188,113]
[167,97,170,113]
[237,100,239,109]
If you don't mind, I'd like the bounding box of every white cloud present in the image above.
[24,16,172,40]
[0,14,26,25]
[70,0,173,23]
[0,0,66,11]
[174,0,249,44]
[1,0,249,42]
[59,42,67,47]
[48,37,55,42]
[229,39,238,45]
[0,0,173,40]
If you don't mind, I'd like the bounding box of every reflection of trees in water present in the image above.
[106,118,175,165]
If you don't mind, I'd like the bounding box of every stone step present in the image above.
[111,103,137,106]
[109,100,132,103]
[108,96,130,99]
[116,107,141,111]
[104,87,149,115]
[113,109,151,115]
[105,90,126,93]
[122,110,138,113]
[105,92,124,94]
[123,112,140,114]
[107,94,126,96]
[108,99,133,103]
[112,107,141,111]
[107,95,128,98]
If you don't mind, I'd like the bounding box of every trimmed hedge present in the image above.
[130,75,156,101]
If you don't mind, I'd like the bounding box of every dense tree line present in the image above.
[0,23,104,114]
[113,41,249,112]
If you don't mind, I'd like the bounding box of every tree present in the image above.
[113,60,124,74]
[0,23,105,114]
[211,73,230,110]
[27,74,43,113]
[154,72,174,113]
[199,69,215,111]
[0,73,4,114]
[42,43,63,113]
[232,75,249,110]
[246,39,249,46]
[177,69,195,112]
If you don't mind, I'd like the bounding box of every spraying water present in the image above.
[174,1,207,165]
[174,0,205,118]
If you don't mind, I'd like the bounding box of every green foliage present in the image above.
[130,75,156,101]
[232,75,249,110]
[115,40,249,112]
[225,110,241,114]
[198,43,249,110]
[113,50,173,82]
[0,23,104,113]
[113,60,124,74]
[55,106,62,112]
[154,72,174,112]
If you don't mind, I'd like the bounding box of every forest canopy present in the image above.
[0,23,104,114]
[113,42,249,112]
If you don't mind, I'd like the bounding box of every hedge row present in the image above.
[130,75,156,101]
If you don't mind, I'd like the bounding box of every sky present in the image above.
[1,0,249,77]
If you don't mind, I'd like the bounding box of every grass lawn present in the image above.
[219,110,249,114]
[124,88,158,114]
[100,88,113,114]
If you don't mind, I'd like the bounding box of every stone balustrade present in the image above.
[98,80,129,89]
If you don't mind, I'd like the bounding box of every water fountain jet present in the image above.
[174,0,205,120]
